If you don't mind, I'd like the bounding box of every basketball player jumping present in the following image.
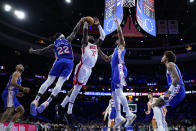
[29,17,85,116]
[0,64,30,131]
[153,51,185,131]
[57,17,105,123]
[146,92,167,131]
[98,16,136,129]
[102,96,116,131]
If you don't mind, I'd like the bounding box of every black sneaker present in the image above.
[64,112,74,128]
[55,104,65,119]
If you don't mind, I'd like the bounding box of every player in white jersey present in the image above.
[57,17,105,126]
[102,97,118,131]
[145,93,167,131]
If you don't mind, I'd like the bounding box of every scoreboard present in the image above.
[136,0,156,36]
[104,0,124,35]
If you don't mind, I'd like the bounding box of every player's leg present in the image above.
[37,76,67,113]
[112,87,126,129]
[7,97,24,130]
[109,108,116,130]
[60,88,74,108]
[6,106,24,130]
[0,91,14,123]
[0,107,14,123]
[30,60,59,116]
[67,84,82,114]
[10,106,24,123]
[37,60,74,113]
[33,59,61,102]
[114,87,136,127]
[152,118,157,131]
[67,66,91,115]
[59,63,80,110]
[107,118,114,131]
[153,106,167,131]
[35,75,56,101]
[30,75,56,116]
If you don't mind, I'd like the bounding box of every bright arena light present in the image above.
[190,0,194,3]
[65,0,71,3]
[14,10,25,19]
[4,4,12,12]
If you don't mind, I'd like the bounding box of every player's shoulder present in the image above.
[117,45,125,50]
[12,71,21,78]
[167,62,175,68]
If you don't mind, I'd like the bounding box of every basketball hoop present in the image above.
[123,0,135,8]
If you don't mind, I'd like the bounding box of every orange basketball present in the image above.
[85,16,94,26]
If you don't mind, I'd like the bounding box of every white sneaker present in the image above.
[113,116,126,129]
[124,114,137,128]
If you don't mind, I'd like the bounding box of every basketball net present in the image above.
[123,0,135,8]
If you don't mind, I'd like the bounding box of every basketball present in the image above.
[85,16,94,26]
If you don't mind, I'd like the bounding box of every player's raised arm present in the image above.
[10,72,29,93]
[94,17,106,46]
[81,21,89,46]
[67,17,85,42]
[167,62,180,87]
[98,47,112,62]
[29,44,54,55]
[114,16,126,48]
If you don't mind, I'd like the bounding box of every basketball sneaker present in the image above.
[37,101,49,113]
[113,116,126,129]
[124,114,137,128]
[30,100,38,116]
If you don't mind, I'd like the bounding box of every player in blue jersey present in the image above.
[153,51,185,131]
[29,17,85,116]
[98,16,136,129]
[0,64,30,130]
[102,97,117,131]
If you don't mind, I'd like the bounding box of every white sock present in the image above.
[115,87,134,118]
[67,84,82,114]
[61,96,70,108]
[113,91,121,118]
[67,103,73,114]
[35,96,41,101]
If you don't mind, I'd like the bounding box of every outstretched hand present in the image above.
[114,16,118,23]
[29,48,34,54]
[94,17,100,25]
[80,17,86,23]
[23,87,30,94]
